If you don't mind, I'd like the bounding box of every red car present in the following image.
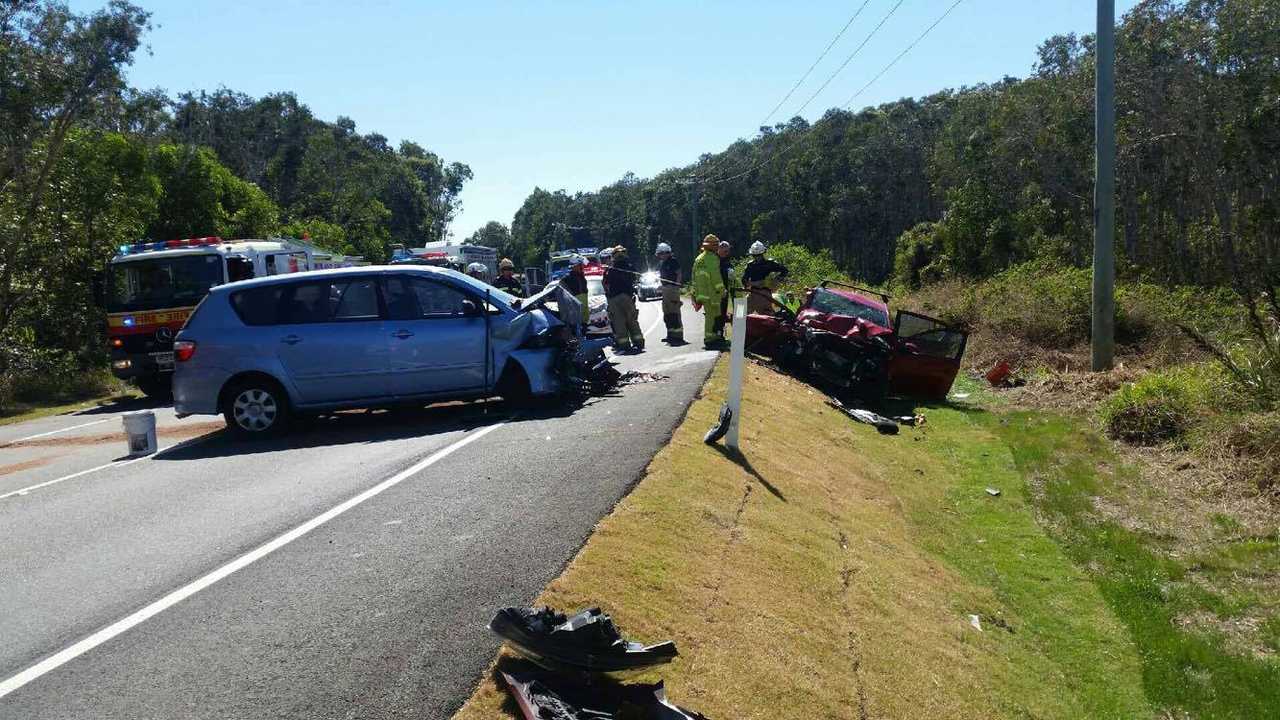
[744,281,967,401]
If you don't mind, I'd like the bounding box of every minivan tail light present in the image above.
[174,340,197,362]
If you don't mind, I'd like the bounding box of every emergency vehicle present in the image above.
[393,241,498,279]
[547,247,599,282]
[106,236,358,396]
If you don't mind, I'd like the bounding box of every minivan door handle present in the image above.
[392,329,414,339]
[280,334,303,345]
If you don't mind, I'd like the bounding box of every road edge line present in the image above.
[0,432,217,502]
[4,418,112,445]
[0,421,505,699]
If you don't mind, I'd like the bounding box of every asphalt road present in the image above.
[0,299,716,719]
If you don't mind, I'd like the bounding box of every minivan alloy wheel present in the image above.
[232,388,278,432]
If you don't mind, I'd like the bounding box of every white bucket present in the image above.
[122,411,157,456]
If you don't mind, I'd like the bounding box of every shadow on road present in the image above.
[155,396,592,461]
[73,395,170,416]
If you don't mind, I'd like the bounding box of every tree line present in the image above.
[1,0,470,386]
[499,0,1278,291]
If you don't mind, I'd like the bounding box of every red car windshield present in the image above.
[810,288,889,328]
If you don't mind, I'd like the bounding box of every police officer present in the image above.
[493,258,524,297]
[604,245,644,352]
[743,241,789,314]
[655,242,683,344]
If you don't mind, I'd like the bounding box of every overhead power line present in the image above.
[694,1,874,183]
[790,0,905,120]
[694,0,904,183]
[702,0,967,186]
[761,0,875,127]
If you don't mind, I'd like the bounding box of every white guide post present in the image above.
[726,295,748,450]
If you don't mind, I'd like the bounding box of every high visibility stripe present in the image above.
[106,307,195,329]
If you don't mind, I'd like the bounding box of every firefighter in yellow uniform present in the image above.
[692,234,729,350]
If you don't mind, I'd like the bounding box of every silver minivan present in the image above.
[173,266,580,436]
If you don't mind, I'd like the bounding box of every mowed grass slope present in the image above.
[453,361,1154,719]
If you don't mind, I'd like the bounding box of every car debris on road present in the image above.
[488,606,678,674]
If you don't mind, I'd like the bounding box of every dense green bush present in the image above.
[1099,364,1232,445]
[731,242,855,296]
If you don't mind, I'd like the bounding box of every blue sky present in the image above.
[82,0,1140,238]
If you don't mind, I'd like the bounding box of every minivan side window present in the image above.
[230,285,285,326]
[384,275,472,320]
[232,278,382,326]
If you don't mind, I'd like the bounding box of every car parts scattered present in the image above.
[489,606,678,673]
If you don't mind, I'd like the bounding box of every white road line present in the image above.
[5,417,111,445]
[643,315,663,339]
[0,421,505,700]
[0,433,216,502]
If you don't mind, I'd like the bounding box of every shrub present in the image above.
[1099,364,1230,445]
[977,262,1094,347]
[732,242,855,295]
[0,330,116,412]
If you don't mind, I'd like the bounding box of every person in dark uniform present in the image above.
[604,245,644,352]
[742,241,789,314]
[493,258,524,297]
[655,243,683,344]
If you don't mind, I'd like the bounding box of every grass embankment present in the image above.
[0,371,136,427]
[455,361,1249,719]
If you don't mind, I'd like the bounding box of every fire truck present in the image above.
[106,236,358,397]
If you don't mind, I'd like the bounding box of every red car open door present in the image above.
[888,310,968,400]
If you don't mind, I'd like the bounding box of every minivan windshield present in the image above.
[109,254,224,312]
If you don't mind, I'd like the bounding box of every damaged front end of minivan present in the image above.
[498,284,620,401]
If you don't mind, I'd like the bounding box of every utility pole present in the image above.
[1092,0,1116,371]
[680,178,700,276]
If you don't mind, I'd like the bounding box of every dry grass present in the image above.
[452,361,1148,719]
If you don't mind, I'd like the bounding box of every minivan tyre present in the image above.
[222,377,291,438]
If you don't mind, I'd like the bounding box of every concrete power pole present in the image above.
[1092,0,1116,371]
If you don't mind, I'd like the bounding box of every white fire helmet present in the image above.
[749,241,767,256]
[654,242,672,255]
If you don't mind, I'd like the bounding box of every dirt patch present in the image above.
[0,456,52,476]
[1174,609,1277,660]
[0,420,224,449]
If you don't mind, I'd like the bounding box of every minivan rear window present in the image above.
[230,285,285,326]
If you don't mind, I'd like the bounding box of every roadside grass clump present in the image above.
[1213,410,1280,492]
[1098,363,1231,445]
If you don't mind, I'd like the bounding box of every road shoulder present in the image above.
[452,359,1150,719]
